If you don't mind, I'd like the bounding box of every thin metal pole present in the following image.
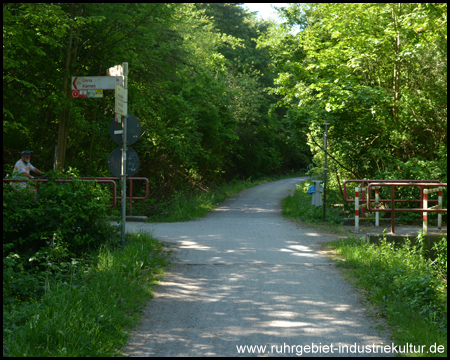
[121,62,128,247]
[355,187,359,233]
[323,119,328,223]
[53,145,58,170]
[391,185,395,234]
[438,187,442,231]
[375,188,380,226]
[129,179,133,216]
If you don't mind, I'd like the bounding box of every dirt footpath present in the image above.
[123,177,393,357]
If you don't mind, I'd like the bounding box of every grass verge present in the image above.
[147,172,306,222]
[282,178,344,225]
[326,234,447,357]
[3,233,171,357]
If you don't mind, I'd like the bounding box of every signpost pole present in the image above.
[323,119,328,223]
[73,66,133,247]
[121,62,128,247]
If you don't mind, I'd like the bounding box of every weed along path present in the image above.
[123,177,392,357]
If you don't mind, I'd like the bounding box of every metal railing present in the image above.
[344,179,442,218]
[366,182,447,234]
[354,185,380,233]
[4,177,149,215]
[80,177,149,215]
[3,178,117,207]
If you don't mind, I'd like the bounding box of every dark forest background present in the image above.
[4,3,447,200]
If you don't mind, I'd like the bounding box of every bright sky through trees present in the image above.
[240,3,288,22]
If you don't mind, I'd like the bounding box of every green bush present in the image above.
[4,169,118,256]
[3,168,120,311]
[431,235,447,283]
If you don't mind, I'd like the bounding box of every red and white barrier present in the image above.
[375,187,380,226]
[355,187,367,233]
[355,186,380,233]
[423,187,443,234]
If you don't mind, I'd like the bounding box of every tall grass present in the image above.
[3,233,170,357]
[329,233,447,357]
[147,173,306,222]
[282,179,343,224]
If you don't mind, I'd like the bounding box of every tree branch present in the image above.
[78,4,160,68]
[310,135,359,178]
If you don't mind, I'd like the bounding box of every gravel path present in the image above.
[123,177,392,357]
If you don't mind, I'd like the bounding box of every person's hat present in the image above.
[21,150,31,156]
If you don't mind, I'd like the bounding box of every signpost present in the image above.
[109,114,141,146]
[88,89,104,98]
[116,84,128,102]
[73,62,141,247]
[120,63,129,247]
[107,65,123,77]
[72,89,104,98]
[115,84,128,116]
[72,76,123,90]
[115,97,127,116]
[108,147,139,177]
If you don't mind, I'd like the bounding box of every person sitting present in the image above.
[12,150,44,190]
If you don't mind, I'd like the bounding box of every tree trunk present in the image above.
[392,3,401,124]
[56,4,80,170]
[392,4,403,169]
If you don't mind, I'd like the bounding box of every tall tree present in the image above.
[4,3,310,200]
[259,3,447,184]
[3,3,177,171]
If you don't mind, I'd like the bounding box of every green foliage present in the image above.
[259,3,447,187]
[3,168,120,321]
[3,3,310,205]
[330,233,447,355]
[3,169,118,256]
[138,173,305,222]
[432,235,447,282]
[3,233,170,357]
[4,3,445,217]
[282,179,343,224]
[3,167,168,356]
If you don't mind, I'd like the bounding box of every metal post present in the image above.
[355,187,360,233]
[391,185,395,234]
[53,145,58,170]
[438,187,442,231]
[323,119,328,223]
[361,181,366,218]
[129,178,133,216]
[375,187,380,226]
[121,62,128,247]
[423,190,428,235]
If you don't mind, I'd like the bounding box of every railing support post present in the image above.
[375,187,380,226]
[129,178,133,216]
[355,187,360,233]
[361,181,366,218]
[438,187,442,231]
[423,190,428,235]
[391,185,395,233]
